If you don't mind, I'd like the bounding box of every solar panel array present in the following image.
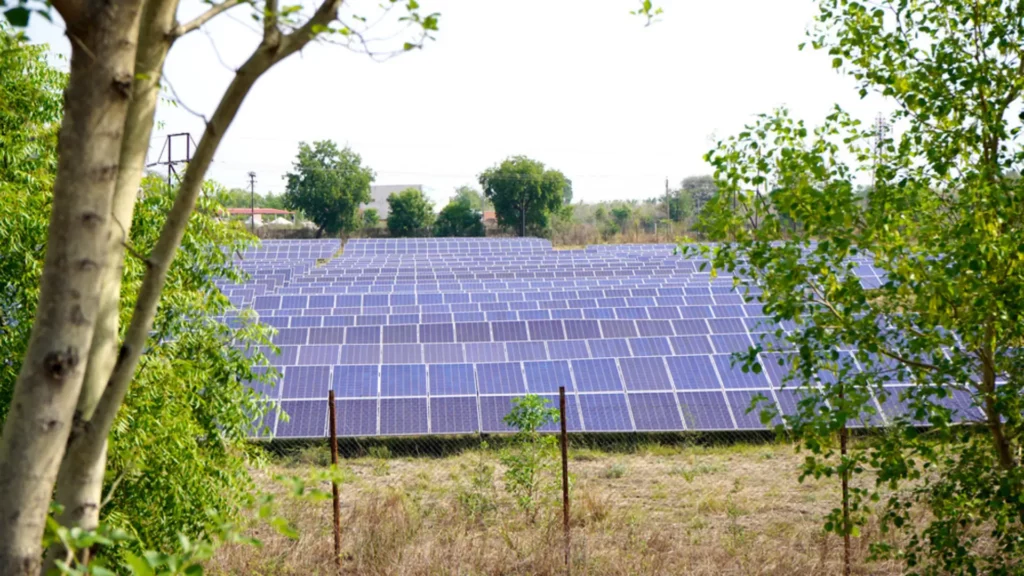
[221,238,982,439]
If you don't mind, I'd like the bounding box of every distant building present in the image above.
[225,207,294,227]
[368,184,422,218]
[482,210,498,225]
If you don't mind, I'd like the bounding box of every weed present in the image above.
[601,463,627,479]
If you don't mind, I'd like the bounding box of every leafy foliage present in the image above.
[283,141,374,237]
[500,395,560,522]
[478,156,569,237]
[434,198,484,237]
[386,187,434,237]
[0,30,63,421]
[691,1,1024,572]
[361,208,379,228]
[451,185,490,211]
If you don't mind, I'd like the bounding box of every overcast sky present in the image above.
[27,0,887,205]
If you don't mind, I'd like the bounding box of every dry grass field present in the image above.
[208,441,906,576]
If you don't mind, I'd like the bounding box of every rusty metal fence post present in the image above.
[328,390,341,569]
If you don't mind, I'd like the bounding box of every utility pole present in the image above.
[248,171,257,233]
[146,132,197,188]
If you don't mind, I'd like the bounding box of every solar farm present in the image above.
[219,237,976,441]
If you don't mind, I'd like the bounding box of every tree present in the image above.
[479,156,569,237]
[681,174,716,214]
[362,208,380,228]
[451,185,490,211]
[283,141,374,238]
[434,198,485,237]
[610,205,632,231]
[0,33,274,558]
[693,0,1024,572]
[387,187,435,237]
[0,1,438,572]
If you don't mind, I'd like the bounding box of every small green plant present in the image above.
[500,395,560,522]
[457,443,498,520]
[601,463,627,479]
[368,445,392,476]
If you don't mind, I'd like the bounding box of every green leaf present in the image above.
[4,6,30,26]
[124,552,155,576]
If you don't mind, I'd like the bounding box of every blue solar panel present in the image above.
[339,344,380,364]
[456,322,491,343]
[298,345,339,365]
[630,392,683,431]
[600,320,637,338]
[714,355,770,389]
[380,364,427,396]
[332,365,377,397]
[710,333,753,354]
[666,355,720,390]
[382,344,422,364]
[423,343,465,363]
[523,360,572,393]
[259,345,299,366]
[465,342,506,363]
[588,338,632,358]
[420,323,454,343]
[335,398,377,436]
[562,319,600,339]
[571,358,623,392]
[276,400,326,438]
[282,365,331,399]
[578,394,633,431]
[274,327,308,345]
[506,341,548,362]
[677,392,734,430]
[727,390,778,429]
[380,398,428,435]
[383,324,418,344]
[477,362,526,394]
[429,364,476,395]
[547,340,590,360]
[492,321,528,341]
[629,337,673,357]
[619,357,672,391]
[528,320,565,340]
[308,327,345,344]
[430,396,479,434]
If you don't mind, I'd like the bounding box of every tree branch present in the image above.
[264,0,280,43]
[171,0,243,39]
[78,0,344,468]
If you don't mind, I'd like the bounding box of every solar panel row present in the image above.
[226,238,957,440]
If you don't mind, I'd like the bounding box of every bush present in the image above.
[434,198,485,237]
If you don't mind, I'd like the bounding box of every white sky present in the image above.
[27,0,887,205]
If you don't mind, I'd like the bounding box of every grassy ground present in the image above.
[208,441,904,575]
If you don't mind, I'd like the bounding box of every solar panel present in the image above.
[578,394,633,431]
[380,398,428,435]
[234,238,958,439]
[430,396,479,434]
[630,392,683,431]
[477,362,526,394]
[619,357,672,391]
[282,365,331,399]
[335,399,377,436]
[429,364,476,395]
[571,358,623,392]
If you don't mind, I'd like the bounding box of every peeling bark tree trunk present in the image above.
[48,0,182,564]
[0,3,144,572]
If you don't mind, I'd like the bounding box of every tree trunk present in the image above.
[68,6,343,520]
[0,3,143,572]
[47,0,181,567]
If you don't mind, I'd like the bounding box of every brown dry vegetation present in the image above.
[208,442,906,576]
